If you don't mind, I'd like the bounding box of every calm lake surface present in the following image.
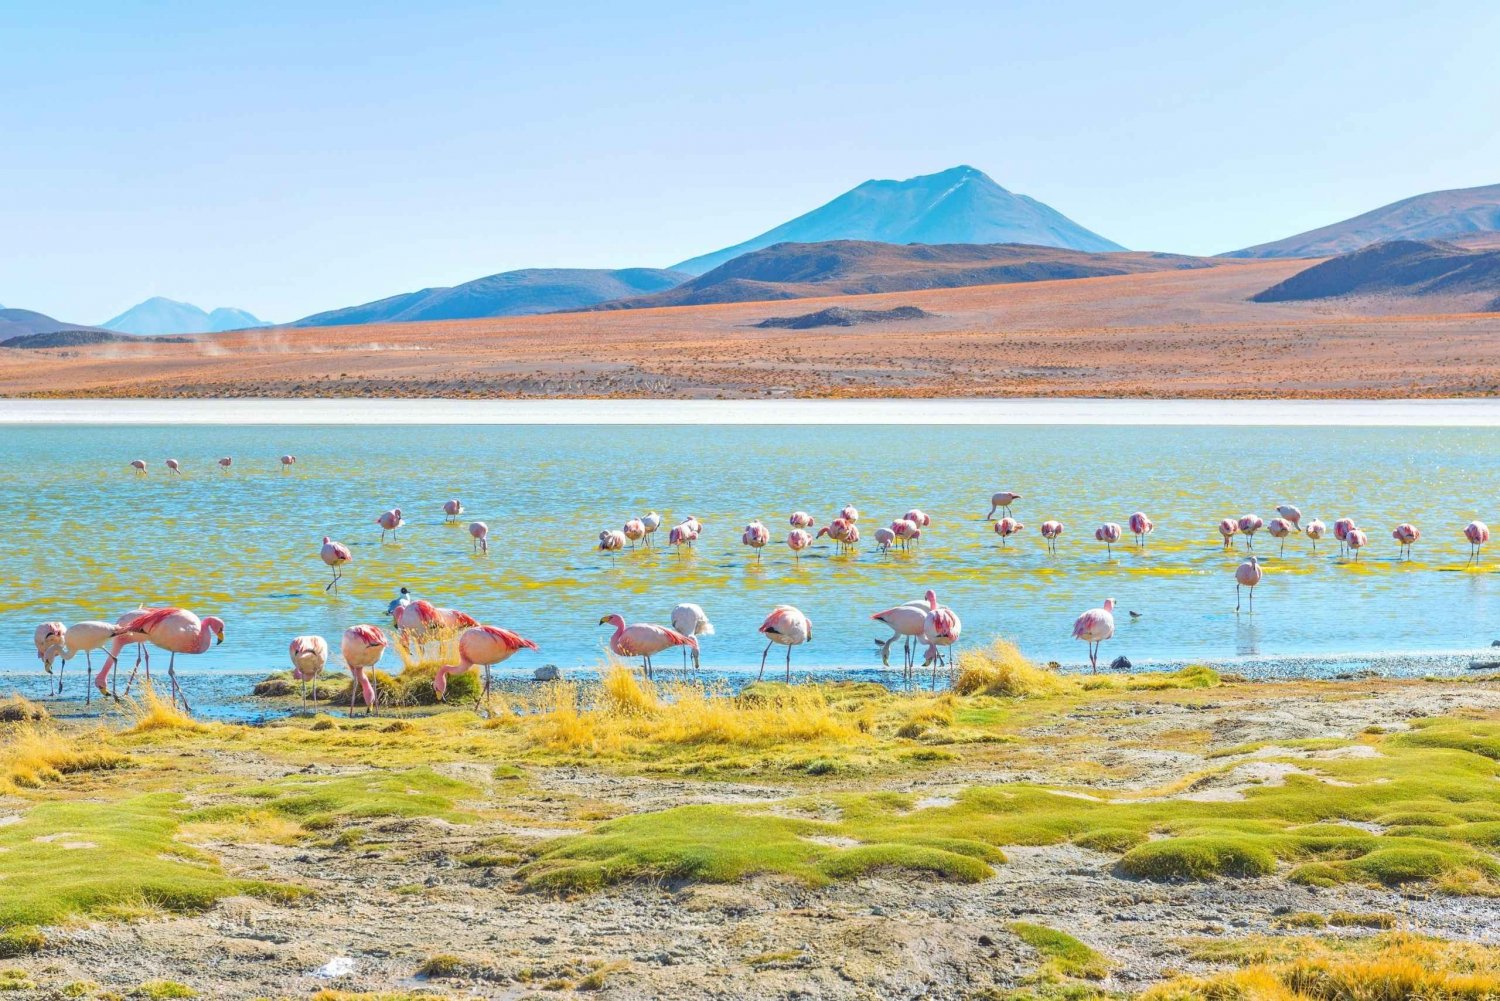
[4,422,1498,682]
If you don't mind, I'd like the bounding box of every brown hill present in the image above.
[589,241,1219,310]
[1252,240,1500,312]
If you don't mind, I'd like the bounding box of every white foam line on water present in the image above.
[4,398,1500,426]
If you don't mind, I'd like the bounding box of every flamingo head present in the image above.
[598,613,625,629]
[205,616,226,644]
[322,535,331,544]
[925,589,938,609]
[1103,598,1116,612]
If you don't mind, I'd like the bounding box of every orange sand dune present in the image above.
[4,260,1498,398]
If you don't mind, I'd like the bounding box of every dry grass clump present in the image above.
[0,696,47,723]
[123,684,209,734]
[954,640,1070,697]
[0,723,129,792]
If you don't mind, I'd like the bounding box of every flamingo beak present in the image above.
[216,631,225,645]
[598,616,610,626]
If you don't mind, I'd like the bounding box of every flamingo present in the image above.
[469,521,490,554]
[1345,528,1368,562]
[1392,523,1420,560]
[641,511,662,547]
[993,517,1023,545]
[103,607,160,699]
[1218,518,1238,549]
[129,459,147,474]
[668,522,698,554]
[1333,518,1357,557]
[598,529,627,559]
[1072,598,1116,673]
[165,458,182,475]
[443,499,464,522]
[1305,519,1327,552]
[1235,556,1263,610]
[1276,505,1302,531]
[1266,518,1293,556]
[874,526,897,553]
[280,454,297,472]
[1095,522,1123,558]
[390,600,477,639]
[790,511,815,529]
[1238,514,1263,549]
[841,505,860,523]
[1128,512,1154,548]
[871,597,929,678]
[320,536,351,592]
[787,529,813,561]
[844,523,861,549]
[986,491,1021,519]
[599,613,696,679]
[904,509,930,528]
[891,519,920,550]
[50,622,124,697]
[815,518,853,553]
[624,518,647,548]
[1465,520,1490,564]
[434,624,538,701]
[741,520,770,562]
[682,516,703,536]
[97,608,224,711]
[757,605,812,682]
[218,457,232,472]
[376,508,405,542]
[288,635,329,714]
[919,589,962,686]
[670,603,714,671]
[34,623,66,695]
[1040,520,1064,554]
[340,624,387,715]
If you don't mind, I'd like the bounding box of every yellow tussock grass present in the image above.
[123,683,209,734]
[0,723,129,792]
[954,640,1070,697]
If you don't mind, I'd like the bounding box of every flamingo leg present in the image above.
[785,644,792,684]
[350,670,358,717]
[1236,583,1241,611]
[758,641,772,681]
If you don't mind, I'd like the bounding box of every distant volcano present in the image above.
[104,297,270,335]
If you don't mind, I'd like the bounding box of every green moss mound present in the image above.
[1117,836,1277,881]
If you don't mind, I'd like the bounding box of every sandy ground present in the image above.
[17,677,1500,1000]
[5,261,1500,399]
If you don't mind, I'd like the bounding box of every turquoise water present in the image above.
[5,424,1498,684]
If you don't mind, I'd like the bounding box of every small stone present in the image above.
[977,934,994,946]
[533,665,561,681]
[1110,656,1132,671]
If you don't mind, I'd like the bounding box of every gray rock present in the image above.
[533,664,561,681]
[1110,656,1132,671]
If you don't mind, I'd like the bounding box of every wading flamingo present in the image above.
[787,528,813,561]
[443,499,464,522]
[281,454,297,472]
[790,511,815,529]
[390,601,478,657]
[288,635,329,714]
[1072,598,1116,673]
[871,597,929,678]
[641,511,662,546]
[624,518,646,548]
[218,457,232,472]
[469,521,489,554]
[844,523,861,549]
[1333,518,1357,557]
[874,526,896,553]
[993,517,1023,545]
[670,603,714,671]
[1266,518,1293,556]
[97,608,224,711]
[599,529,627,558]
[758,605,812,682]
[904,509,930,528]
[1276,505,1302,531]
[320,536,351,592]
[129,459,147,474]
[1238,514,1263,549]
[1095,522,1123,558]
[434,625,538,701]
[815,518,853,553]
[340,624,387,715]
[1392,523,1420,560]
[1235,555,1263,610]
[1345,528,1368,562]
[376,508,405,542]
[987,491,1021,519]
[48,621,125,697]
[599,613,696,679]
[1040,520,1064,554]
[1128,512,1154,548]
[1465,520,1490,564]
[742,520,770,562]
[34,623,66,695]
[99,607,160,700]
[1305,519,1326,552]
[668,522,698,554]
[1218,518,1238,549]
[165,458,181,475]
[891,519,920,550]
[920,590,962,686]
[841,505,860,523]
[682,516,703,536]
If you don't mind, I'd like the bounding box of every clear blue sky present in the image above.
[4,0,1498,323]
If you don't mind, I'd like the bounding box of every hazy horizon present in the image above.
[5,0,1498,323]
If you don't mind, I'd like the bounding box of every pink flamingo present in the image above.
[280,454,297,472]
[599,529,626,559]
[1235,555,1263,609]
[1095,522,1123,558]
[624,518,647,548]
[668,522,698,555]
[100,607,160,700]
[993,517,1023,545]
[469,521,490,554]
[671,603,715,671]
[376,508,405,542]
[757,605,812,682]
[443,499,464,522]
[871,596,929,677]
[874,526,896,553]
[1392,523,1420,560]
[682,516,703,535]
[742,520,771,562]
[129,459,147,474]
[218,456,232,472]
[1333,518,1357,557]
[787,528,813,561]
[641,511,662,546]
[320,536,351,592]
[987,491,1021,519]
[97,608,224,711]
[1040,520,1064,554]
[1218,518,1238,549]
[34,622,66,695]
[1305,519,1326,552]
[599,613,696,679]
[165,458,181,475]
[391,600,477,637]
[340,624,387,714]
[790,511,815,529]
[1266,518,1293,556]
[1238,514,1263,549]
[844,523,861,549]
[1345,528,1368,562]
[904,509,930,528]
[1465,520,1490,564]
[1128,512,1154,548]
[891,518,920,550]
[1072,598,1116,673]
[1276,505,1302,531]
[920,589,962,686]
[841,505,860,523]
[434,624,538,701]
[44,621,124,697]
[816,518,853,553]
[288,635,329,714]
